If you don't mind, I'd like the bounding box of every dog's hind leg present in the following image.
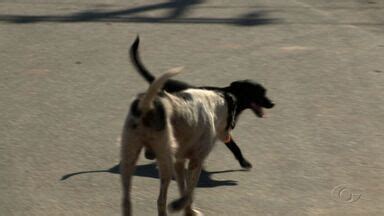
[184,159,203,216]
[120,131,143,216]
[151,132,175,216]
[174,159,186,196]
[169,158,203,216]
[155,153,173,216]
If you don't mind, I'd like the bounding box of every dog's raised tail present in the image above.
[138,67,183,112]
[130,36,155,82]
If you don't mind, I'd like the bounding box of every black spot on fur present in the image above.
[130,99,141,117]
[124,115,139,130]
[142,99,166,131]
[129,123,138,129]
[178,92,194,101]
[157,91,166,97]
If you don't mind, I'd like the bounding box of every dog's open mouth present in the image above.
[251,103,264,118]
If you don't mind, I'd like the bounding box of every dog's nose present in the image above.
[267,102,275,109]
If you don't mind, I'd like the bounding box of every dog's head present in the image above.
[228,80,274,117]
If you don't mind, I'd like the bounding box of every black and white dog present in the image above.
[130,37,274,169]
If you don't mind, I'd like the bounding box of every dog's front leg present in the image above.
[225,137,252,169]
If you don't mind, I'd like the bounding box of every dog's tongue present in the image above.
[251,103,264,118]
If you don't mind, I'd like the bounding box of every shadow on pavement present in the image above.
[61,162,248,188]
[0,0,278,26]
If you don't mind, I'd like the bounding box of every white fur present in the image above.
[121,76,230,216]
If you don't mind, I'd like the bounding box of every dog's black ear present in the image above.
[229,80,241,87]
[229,79,253,88]
[226,81,243,98]
[228,81,244,92]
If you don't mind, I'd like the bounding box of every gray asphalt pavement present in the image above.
[1,0,383,215]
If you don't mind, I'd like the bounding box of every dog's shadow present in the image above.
[61,162,246,187]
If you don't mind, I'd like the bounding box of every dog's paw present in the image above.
[168,196,189,212]
[240,159,252,169]
[185,208,204,216]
